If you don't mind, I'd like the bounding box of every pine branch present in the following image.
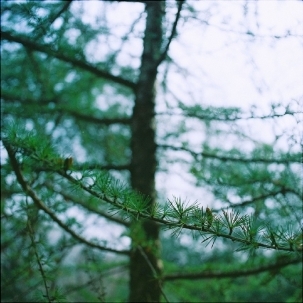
[59,172,301,253]
[163,257,301,281]
[4,142,130,256]
[4,136,302,254]
[1,30,136,91]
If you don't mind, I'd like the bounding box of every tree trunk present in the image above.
[129,2,164,302]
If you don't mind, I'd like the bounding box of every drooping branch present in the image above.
[163,257,301,281]
[4,142,130,256]
[1,30,136,91]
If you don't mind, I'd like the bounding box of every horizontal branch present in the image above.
[217,190,284,211]
[158,144,301,164]
[74,163,131,171]
[219,188,301,211]
[4,142,130,256]
[2,92,131,126]
[57,172,301,253]
[1,30,136,91]
[156,110,301,121]
[163,257,301,281]
[65,109,131,126]
[4,140,302,254]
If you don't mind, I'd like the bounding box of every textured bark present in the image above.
[129,2,164,302]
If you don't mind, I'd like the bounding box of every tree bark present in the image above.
[129,1,164,302]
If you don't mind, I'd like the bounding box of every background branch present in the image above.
[1,31,136,91]
[163,258,301,281]
[158,144,301,164]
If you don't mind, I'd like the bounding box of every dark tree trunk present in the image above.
[129,2,165,302]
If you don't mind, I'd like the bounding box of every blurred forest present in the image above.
[1,1,302,302]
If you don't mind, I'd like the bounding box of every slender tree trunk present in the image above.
[129,2,165,302]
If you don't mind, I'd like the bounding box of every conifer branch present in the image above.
[1,30,137,91]
[4,136,302,254]
[156,110,301,121]
[60,171,301,253]
[4,142,130,256]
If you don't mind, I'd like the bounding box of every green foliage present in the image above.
[1,1,302,302]
[3,125,302,255]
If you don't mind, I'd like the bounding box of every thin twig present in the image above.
[157,0,185,66]
[138,246,170,303]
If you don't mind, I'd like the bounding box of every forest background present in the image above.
[1,1,302,302]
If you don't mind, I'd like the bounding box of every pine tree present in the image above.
[1,1,302,302]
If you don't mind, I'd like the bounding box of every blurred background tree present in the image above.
[1,1,302,302]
